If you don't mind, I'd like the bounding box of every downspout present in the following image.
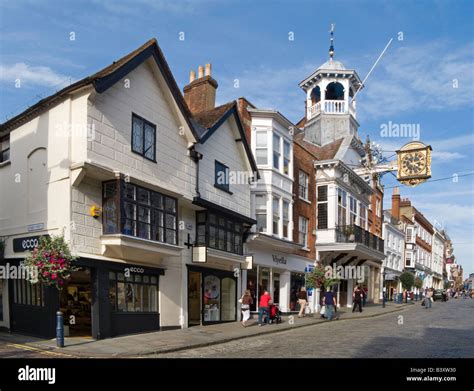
[189,146,203,197]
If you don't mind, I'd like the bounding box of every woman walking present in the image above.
[240,289,253,327]
[297,287,308,318]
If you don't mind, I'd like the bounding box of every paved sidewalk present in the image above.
[0,302,412,358]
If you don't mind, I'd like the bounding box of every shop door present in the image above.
[202,271,237,325]
[59,268,92,337]
[188,271,201,327]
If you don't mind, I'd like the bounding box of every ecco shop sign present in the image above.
[124,267,145,275]
[13,236,48,252]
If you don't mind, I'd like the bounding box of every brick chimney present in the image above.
[392,187,401,220]
[183,63,218,113]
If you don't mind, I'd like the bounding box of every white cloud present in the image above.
[358,41,474,118]
[0,63,74,88]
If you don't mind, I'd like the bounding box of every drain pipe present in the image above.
[189,147,203,198]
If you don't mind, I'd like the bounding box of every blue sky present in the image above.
[1,0,473,277]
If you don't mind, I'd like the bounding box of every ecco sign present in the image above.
[125,267,145,274]
[13,236,48,252]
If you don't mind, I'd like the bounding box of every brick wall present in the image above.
[293,141,316,260]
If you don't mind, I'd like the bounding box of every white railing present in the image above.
[307,102,321,119]
[308,100,355,119]
[324,100,345,113]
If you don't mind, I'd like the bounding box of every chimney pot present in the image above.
[198,65,204,78]
[205,63,211,76]
[189,70,196,83]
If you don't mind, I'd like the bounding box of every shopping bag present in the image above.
[320,305,326,315]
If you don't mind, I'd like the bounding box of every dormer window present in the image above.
[0,135,10,163]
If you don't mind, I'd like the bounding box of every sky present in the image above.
[1,0,473,277]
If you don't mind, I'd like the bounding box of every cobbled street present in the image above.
[154,299,474,358]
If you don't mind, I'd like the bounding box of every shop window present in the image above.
[13,279,44,307]
[246,267,258,311]
[132,113,156,161]
[290,272,305,311]
[103,181,177,245]
[273,272,280,304]
[109,271,158,313]
[195,211,244,255]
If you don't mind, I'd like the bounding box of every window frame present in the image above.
[317,185,328,229]
[255,131,268,165]
[283,140,291,175]
[131,113,157,162]
[214,160,231,193]
[0,135,10,163]
[298,216,309,248]
[272,196,280,236]
[273,134,281,170]
[282,199,290,239]
[102,180,178,245]
[255,194,267,233]
[299,171,309,201]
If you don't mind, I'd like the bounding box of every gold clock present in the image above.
[396,142,432,187]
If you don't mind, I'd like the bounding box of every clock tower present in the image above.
[299,29,363,147]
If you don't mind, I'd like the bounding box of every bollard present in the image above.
[56,311,64,348]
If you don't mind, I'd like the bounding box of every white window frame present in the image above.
[273,134,281,170]
[255,194,267,233]
[272,196,280,236]
[255,131,268,165]
[299,171,309,201]
[299,216,308,248]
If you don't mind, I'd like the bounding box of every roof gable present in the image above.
[194,102,259,175]
[1,39,200,142]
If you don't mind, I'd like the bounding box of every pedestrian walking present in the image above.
[258,290,271,326]
[323,286,337,321]
[352,285,363,313]
[240,289,253,327]
[297,287,308,318]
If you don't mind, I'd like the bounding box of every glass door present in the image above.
[221,278,236,321]
[203,274,221,322]
[188,271,201,326]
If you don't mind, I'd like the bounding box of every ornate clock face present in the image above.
[401,151,426,176]
[396,141,432,187]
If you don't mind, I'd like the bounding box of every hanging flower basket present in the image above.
[24,235,77,290]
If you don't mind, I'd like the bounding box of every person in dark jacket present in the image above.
[323,286,337,321]
[352,285,363,313]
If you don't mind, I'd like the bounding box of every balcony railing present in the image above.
[336,224,384,253]
[307,100,356,120]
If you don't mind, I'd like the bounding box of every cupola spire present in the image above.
[329,23,335,61]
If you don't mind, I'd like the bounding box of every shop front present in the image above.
[4,257,165,339]
[244,249,312,313]
[187,264,237,326]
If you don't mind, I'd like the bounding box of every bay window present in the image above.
[337,188,347,226]
[103,180,177,245]
[283,140,290,175]
[255,131,268,165]
[196,211,243,255]
[282,200,290,238]
[255,195,267,233]
[349,196,357,225]
[359,204,367,229]
[272,196,280,235]
[317,185,328,229]
[273,134,280,169]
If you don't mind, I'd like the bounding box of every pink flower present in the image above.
[43,271,49,277]
[59,280,64,286]
[51,273,57,280]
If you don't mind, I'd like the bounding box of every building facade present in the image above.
[381,209,405,300]
[0,39,258,338]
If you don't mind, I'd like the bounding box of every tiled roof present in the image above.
[294,133,344,161]
[193,101,235,129]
